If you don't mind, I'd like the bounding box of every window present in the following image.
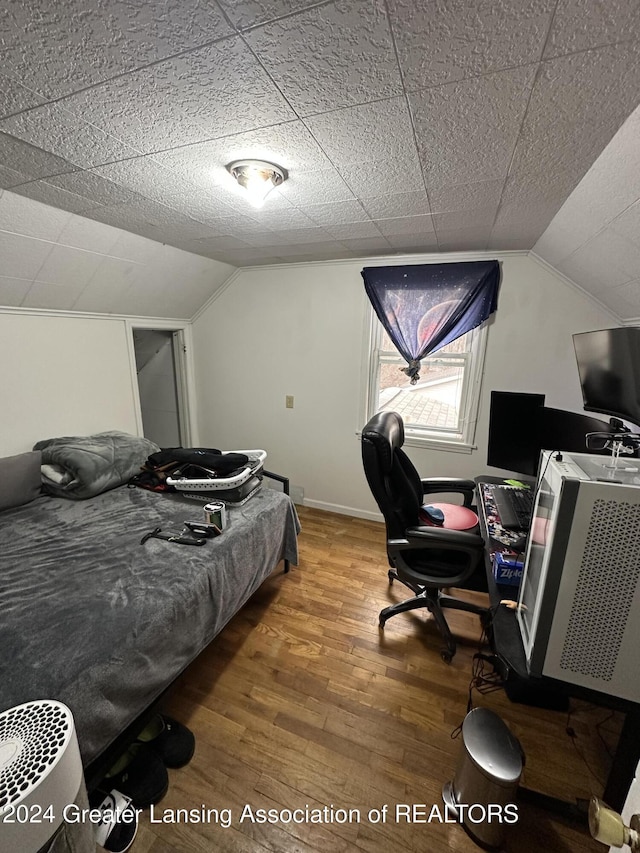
[366,315,488,452]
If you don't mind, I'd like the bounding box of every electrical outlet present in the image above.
[285,395,294,409]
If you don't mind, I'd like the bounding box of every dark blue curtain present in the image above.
[362,260,500,383]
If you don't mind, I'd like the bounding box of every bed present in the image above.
[0,439,299,775]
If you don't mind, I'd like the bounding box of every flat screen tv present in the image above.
[573,327,640,427]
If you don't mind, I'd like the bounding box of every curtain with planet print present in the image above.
[361,260,501,384]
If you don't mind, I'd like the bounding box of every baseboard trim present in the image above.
[301,498,382,523]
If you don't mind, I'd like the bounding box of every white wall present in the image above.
[0,311,139,455]
[192,253,619,518]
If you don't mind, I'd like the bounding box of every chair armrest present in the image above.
[420,477,476,507]
[388,526,485,588]
[403,526,484,549]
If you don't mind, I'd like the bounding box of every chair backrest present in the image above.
[361,411,424,539]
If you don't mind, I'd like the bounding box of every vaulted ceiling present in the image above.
[0,0,639,316]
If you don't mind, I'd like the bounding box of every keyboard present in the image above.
[492,486,534,531]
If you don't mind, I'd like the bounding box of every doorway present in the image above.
[132,328,186,447]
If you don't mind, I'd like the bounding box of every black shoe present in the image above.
[103,743,168,809]
[90,788,138,852]
[136,714,195,768]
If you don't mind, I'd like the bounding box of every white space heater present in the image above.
[0,700,92,853]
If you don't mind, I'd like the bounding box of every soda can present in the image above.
[203,501,226,529]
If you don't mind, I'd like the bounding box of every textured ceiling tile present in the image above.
[304,97,417,166]
[244,0,402,116]
[545,0,640,59]
[436,227,491,252]
[533,220,585,267]
[264,240,350,256]
[485,233,537,251]
[0,103,142,169]
[0,231,54,278]
[261,227,337,244]
[70,257,140,314]
[82,197,192,238]
[207,251,282,265]
[556,229,639,289]
[0,163,30,189]
[535,117,640,260]
[374,214,436,237]
[339,236,392,254]
[428,179,504,214]
[389,0,555,90]
[510,44,640,185]
[183,235,254,253]
[56,215,124,255]
[338,154,425,197]
[607,279,640,320]
[304,199,369,226]
[106,231,168,264]
[0,133,77,181]
[276,247,355,262]
[410,65,537,189]
[216,0,321,30]
[151,121,333,200]
[21,281,89,311]
[278,168,355,206]
[237,230,285,247]
[0,190,72,240]
[34,244,105,285]
[385,233,439,251]
[325,220,383,240]
[247,205,317,230]
[360,191,431,219]
[45,170,138,208]
[62,37,296,154]
[205,215,280,236]
[10,180,108,215]
[0,0,234,99]
[0,73,47,119]
[489,200,557,248]
[91,158,241,225]
[610,200,640,246]
[433,209,496,232]
[0,276,33,307]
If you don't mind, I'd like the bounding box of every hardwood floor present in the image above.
[134,506,619,852]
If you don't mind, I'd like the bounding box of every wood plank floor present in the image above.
[133,506,620,852]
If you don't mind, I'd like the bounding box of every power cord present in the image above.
[451,604,504,740]
[564,705,615,789]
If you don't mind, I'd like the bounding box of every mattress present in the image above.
[0,484,299,765]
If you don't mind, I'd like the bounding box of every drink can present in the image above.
[203,501,226,529]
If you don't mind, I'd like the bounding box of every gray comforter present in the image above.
[34,431,159,499]
[0,485,299,764]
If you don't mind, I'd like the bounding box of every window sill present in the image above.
[356,431,476,454]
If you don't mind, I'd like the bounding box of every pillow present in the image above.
[0,450,42,512]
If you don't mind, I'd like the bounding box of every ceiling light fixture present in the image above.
[226,159,287,208]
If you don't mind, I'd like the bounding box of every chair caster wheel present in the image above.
[441,650,454,663]
[379,619,386,629]
[387,570,395,584]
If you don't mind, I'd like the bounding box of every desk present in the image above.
[476,475,640,813]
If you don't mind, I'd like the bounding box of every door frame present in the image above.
[125,318,198,447]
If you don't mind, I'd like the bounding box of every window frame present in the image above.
[362,307,489,453]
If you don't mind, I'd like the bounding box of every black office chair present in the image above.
[361,411,488,662]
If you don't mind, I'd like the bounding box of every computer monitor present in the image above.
[573,327,640,427]
[487,390,617,476]
[487,391,545,476]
